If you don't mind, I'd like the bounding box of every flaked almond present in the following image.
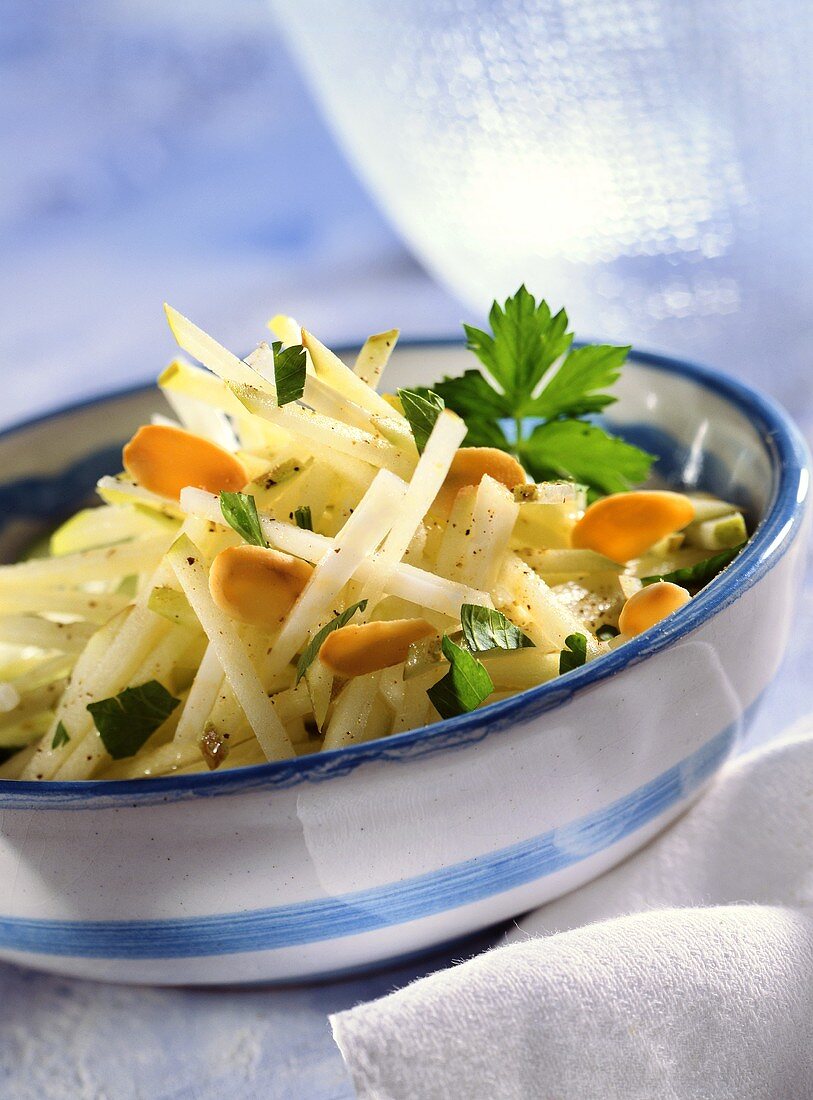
[123,424,246,501]
[572,490,695,563]
[320,618,437,678]
[618,580,691,636]
[209,545,313,629]
[432,448,526,517]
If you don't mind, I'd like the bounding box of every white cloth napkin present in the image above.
[330,721,813,1099]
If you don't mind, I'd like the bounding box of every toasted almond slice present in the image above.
[572,490,695,563]
[320,618,437,678]
[209,545,313,629]
[432,448,526,517]
[618,580,691,636]
[123,424,246,501]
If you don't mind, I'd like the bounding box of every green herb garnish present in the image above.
[272,341,307,406]
[427,636,494,719]
[426,286,654,494]
[559,633,588,674]
[296,600,368,684]
[220,491,266,548]
[398,388,444,453]
[641,543,744,590]
[51,721,71,749]
[460,604,534,654]
[88,681,180,760]
[293,505,313,531]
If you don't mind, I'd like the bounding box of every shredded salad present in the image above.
[0,288,749,781]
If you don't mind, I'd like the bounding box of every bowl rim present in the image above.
[0,341,808,808]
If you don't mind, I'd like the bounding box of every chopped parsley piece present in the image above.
[88,680,180,760]
[460,604,534,654]
[426,285,654,494]
[641,543,744,590]
[559,633,588,675]
[398,388,444,453]
[51,721,70,749]
[294,505,313,531]
[296,600,368,684]
[220,491,266,548]
[272,341,307,406]
[427,636,494,720]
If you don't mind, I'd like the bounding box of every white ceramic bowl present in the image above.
[0,343,807,986]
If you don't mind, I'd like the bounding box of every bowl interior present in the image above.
[0,344,775,566]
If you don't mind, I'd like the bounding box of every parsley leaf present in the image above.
[641,543,744,590]
[520,420,653,495]
[460,605,534,653]
[463,285,571,409]
[431,370,511,422]
[220,491,266,547]
[526,344,630,420]
[426,286,655,494]
[88,681,180,760]
[295,600,368,684]
[559,633,587,674]
[398,388,444,453]
[293,505,313,531]
[427,636,494,720]
[51,721,70,749]
[271,341,307,406]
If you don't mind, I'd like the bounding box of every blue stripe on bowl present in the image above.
[0,709,746,959]
[0,346,806,808]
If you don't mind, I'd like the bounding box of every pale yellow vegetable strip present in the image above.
[0,535,172,591]
[391,672,441,734]
[159,359,254,418]
[168,535,293,761]
[480,649,561,690]
[22,605,171,779]
[517,548,623,577]
[96,477,186,520]
[435,487,477,581]
[53,623,195,780]
[262,470,408,681]
[304,653,333,730]
[162,384,239,452]
[322,671,384,751]
[0,589,128,623]
[462,476,520,592]
[0,680,66,730]
[172,643,224,745]
[163,356,372,489]
[496,553,601,658]
[301,328,400,420]
[0,743,38,779]
[303,374,381,434]
[232,384,414,479]
[30,557,180,777]
[0,616,96,655]
[3,653,75,692]
[51,504,174,556]
[180,488,492,617]
[353,329,399,387]
[0,684,19,711]
[164,304,276,394]
[267,313,302,347]
[357,410,467,617]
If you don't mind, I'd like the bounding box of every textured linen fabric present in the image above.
[330,722,813,1099]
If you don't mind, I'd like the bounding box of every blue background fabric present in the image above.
[1,2,812,1096]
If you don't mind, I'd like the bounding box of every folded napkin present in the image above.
[331,721,813,1099]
